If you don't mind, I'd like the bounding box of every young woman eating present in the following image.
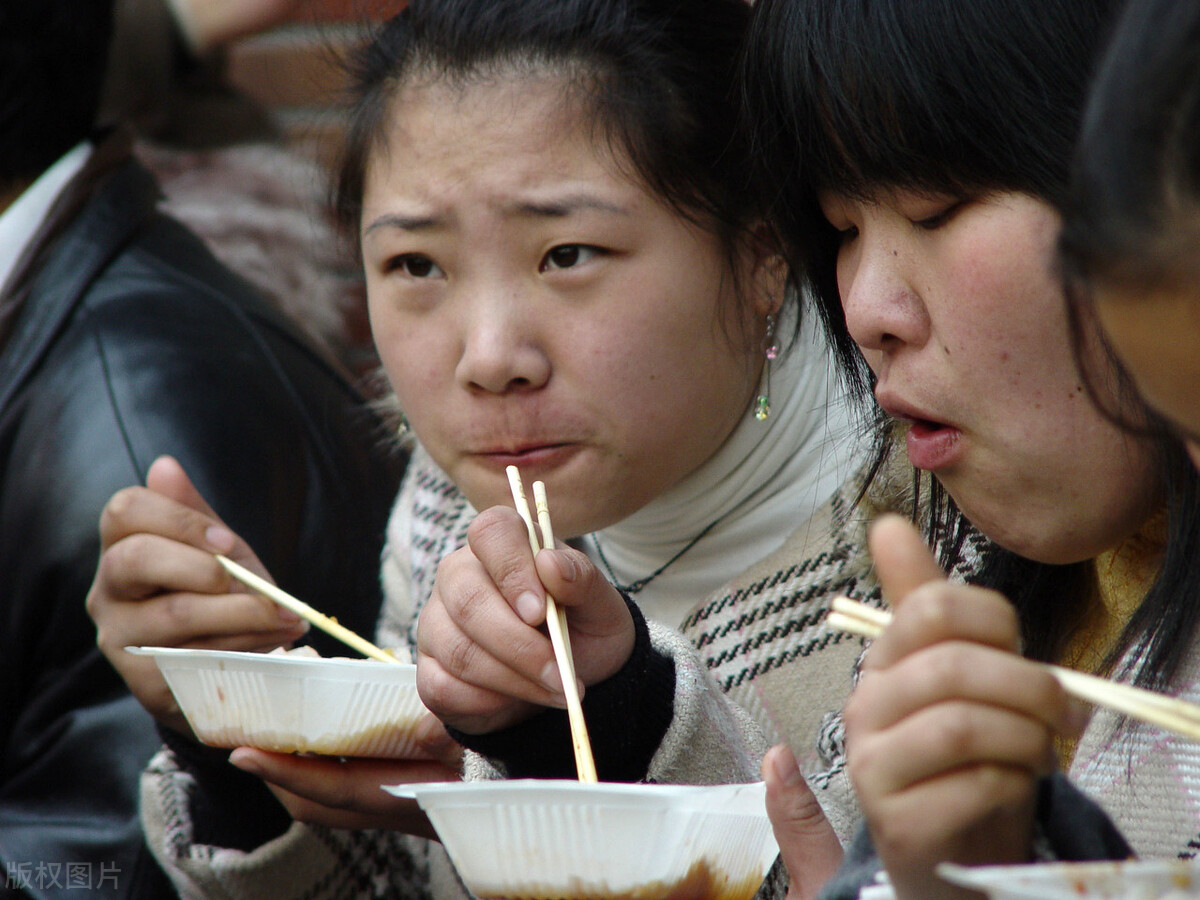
[84,0,862,896]
[738,0,1200,897]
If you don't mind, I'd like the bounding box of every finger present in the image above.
[96,532,246,601]
[868,514,946,606]
[533,546,636,684]
[98,482,249,570]
[859,580,1022,671]
[229,750,446,838]
[415,597,567,727]
[412,713,466,770]
[865,765,1039,873]
[466,506,554,626]
[848,701,1058,803]
[848,640,1069,735]
[533,546,627,631]
[98,591,307,658]
[762,745,843,900]
[421,554,565,700]
[268,784,437,838]
[146,456,221,519]
[92,533,303,629]
[103,457,270,578]
[270,786,437,838]
[416,648,558,734]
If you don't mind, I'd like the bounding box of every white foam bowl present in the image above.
[128,647,429,757]
[938,859,1200,900]
[384,779,779,900]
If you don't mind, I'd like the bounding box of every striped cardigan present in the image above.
[139,445,970,900]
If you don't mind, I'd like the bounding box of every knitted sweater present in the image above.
[138,445,948,899]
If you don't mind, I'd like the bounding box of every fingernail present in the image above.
[771,744,804,786]
[553,551,578,582]
[228,748,261,775]
[274,604,303,625]
[516,591,543,625]
[205,526,236,553]
[282,612,310,632]
[541,660,564,694]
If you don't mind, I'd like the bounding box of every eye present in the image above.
[914,200,964,231]
[539,244,600,272]
[386,253,443,278]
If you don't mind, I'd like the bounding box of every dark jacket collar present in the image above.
[0,132,158,414]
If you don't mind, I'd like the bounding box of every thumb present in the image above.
[534,546,628,631]
[867,513,945,608]
[534,546,636,685]
[762,745,843,900]
[146,455,223,521]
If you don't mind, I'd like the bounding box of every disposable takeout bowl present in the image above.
[128,646,428,757]
[383,779,779,900]
[938,859,1200,900]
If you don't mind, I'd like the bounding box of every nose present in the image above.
[839,237,929,356]
[455,291,551,395]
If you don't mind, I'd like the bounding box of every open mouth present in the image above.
[907,417,949,438]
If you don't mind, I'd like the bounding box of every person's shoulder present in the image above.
[85,209,278,326]
[74,211,351,385]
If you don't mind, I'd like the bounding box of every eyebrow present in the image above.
[363,213,441,236]
[506,196,632,219]
[362,195,633,237]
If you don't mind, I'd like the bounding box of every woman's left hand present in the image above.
[844,515,1086,900]
[228,712,462,837]
[763,744,844,900]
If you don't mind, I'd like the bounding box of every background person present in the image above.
[0,2,400,898]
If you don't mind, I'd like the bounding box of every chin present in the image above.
[963,507,1105,566]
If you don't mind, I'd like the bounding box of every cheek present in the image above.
[592,312,752,451]
[953,248,1068,375]
[367,307,451,414]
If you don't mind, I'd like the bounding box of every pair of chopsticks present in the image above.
[506,466,599,783]
[828,596,1200,742]
[215,554,401,665]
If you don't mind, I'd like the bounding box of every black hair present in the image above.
[333,0,756,269]
[1057,0,1200,690]
[0,1,116,186]
[1061,0,1200,294]
[743,0,1125,400]
[743,0,1200,691]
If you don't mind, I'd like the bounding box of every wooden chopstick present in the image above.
[507,466,599,782]
[215,554,400,665]
[828,596,1200,742]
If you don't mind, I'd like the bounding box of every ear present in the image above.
[743,221,789,319]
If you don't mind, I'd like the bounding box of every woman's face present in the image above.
[1093,282,1200,469]
[360,73,768,537]
[819,188,1159,563]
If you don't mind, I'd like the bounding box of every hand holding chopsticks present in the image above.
[506,466,599,782]
[829,595,1200,742]
[215,554,401,665]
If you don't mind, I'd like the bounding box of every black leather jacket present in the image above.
[0,154,403,899]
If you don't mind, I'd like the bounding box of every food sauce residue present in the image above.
[478,859,765,900]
